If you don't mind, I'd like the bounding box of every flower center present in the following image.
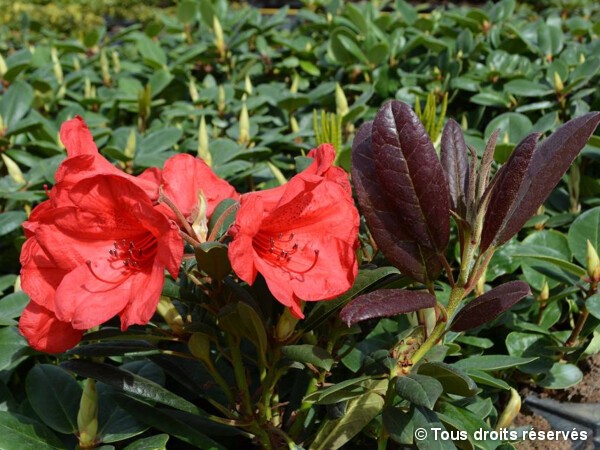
[85,233,158,284]
[253,232,319,275]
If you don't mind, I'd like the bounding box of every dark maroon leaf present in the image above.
[450,281,531,332]
[494,112,600,247]
[371,100,450,253]
[339,289,436,326]
[352,121,441,282]
[480,133,540,252]
[441,119,470,217]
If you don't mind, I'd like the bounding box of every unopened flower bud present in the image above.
[1,154,26,185]
[275,307,300,342]
[197,115,211,165]
[238,97,250,146]
[100,48,111,86]
[245,75,253,96]
[0,53,7,78]
[156,296,185,335]
[290,115,299,133]
[51,47,63,85]
[335,83,349,118]
[539,280,549,303]
[124,129,136,160]
[553,71,564,93]
[111,50,121,74]
[77,379,98,449]
[290,72,299,94]
[192,189,208,241]
[213,16,226,59]
[587,240,600,281]
[218,85,226,115]
[189,77,199,103]
[496,388,521,431]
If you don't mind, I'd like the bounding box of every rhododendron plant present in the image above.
[227,144,359,317]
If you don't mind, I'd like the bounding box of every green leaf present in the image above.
[123,434,169,450]
[568,206,600,266]
[61,360,206,416]
[395,374,443,409]
[303,375,374,405]
[194,242,231,281]
[413,407,455,450]
[309,392,384,450]
[149,69,174,97]
[454,355,538,372]
[466,370,511,390]
[504,79,552,97]
[383,406,413,445]
[0,81,34,131]
[26,365,81,434]
[0,327,30,371]
[136,34,167,68]
[585,294,600,320]
[0,211,26,236]
[505,332,554,374]
[484,112,532,144]
[281,345,334,371]
[538,363,583,389]
[417,362,477,397]
[115,396,225,450]
[0,412,63,450]
[471,91,510,108]
[0,291,28,325]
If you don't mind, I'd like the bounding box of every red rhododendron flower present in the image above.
[19,175,182,353]
[228,144,359,318]
[145,153,240,219]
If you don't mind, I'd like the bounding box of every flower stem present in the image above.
[411,286,466,365]
[226,334,273,449]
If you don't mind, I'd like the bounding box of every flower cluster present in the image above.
[19,117,359,353]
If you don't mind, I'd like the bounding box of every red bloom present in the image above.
[20,175,182,353]
[19,117,184,353]
[228,144,359,318]
[151,153,240,219]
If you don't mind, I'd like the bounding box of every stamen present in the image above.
[86,260,129,285]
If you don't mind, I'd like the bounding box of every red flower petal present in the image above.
[19,302,84,353]
[60,116,98,157]
[161,153,239,218]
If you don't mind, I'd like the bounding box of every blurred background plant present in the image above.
[1,0,600,448]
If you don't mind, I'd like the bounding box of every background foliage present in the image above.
[1,0,600,448]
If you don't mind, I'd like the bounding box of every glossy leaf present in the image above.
[417,362,477,397]
[371,100,449,253]
[115,396,226,450]
[281,345,334,371]
[339,289,436,326]
[351,121,439,282]
[494,112,600,246]
[0,412,63,450]
[441,119,470,217]
[454,355,538,372]
[567,206,600,266]
[538,363,583,389]
[25,365,81,434]
[481,133,540,251]
[450,281,531,332]
[309,392,384,450]
[123,434,169,450]
[61,360,206,416]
